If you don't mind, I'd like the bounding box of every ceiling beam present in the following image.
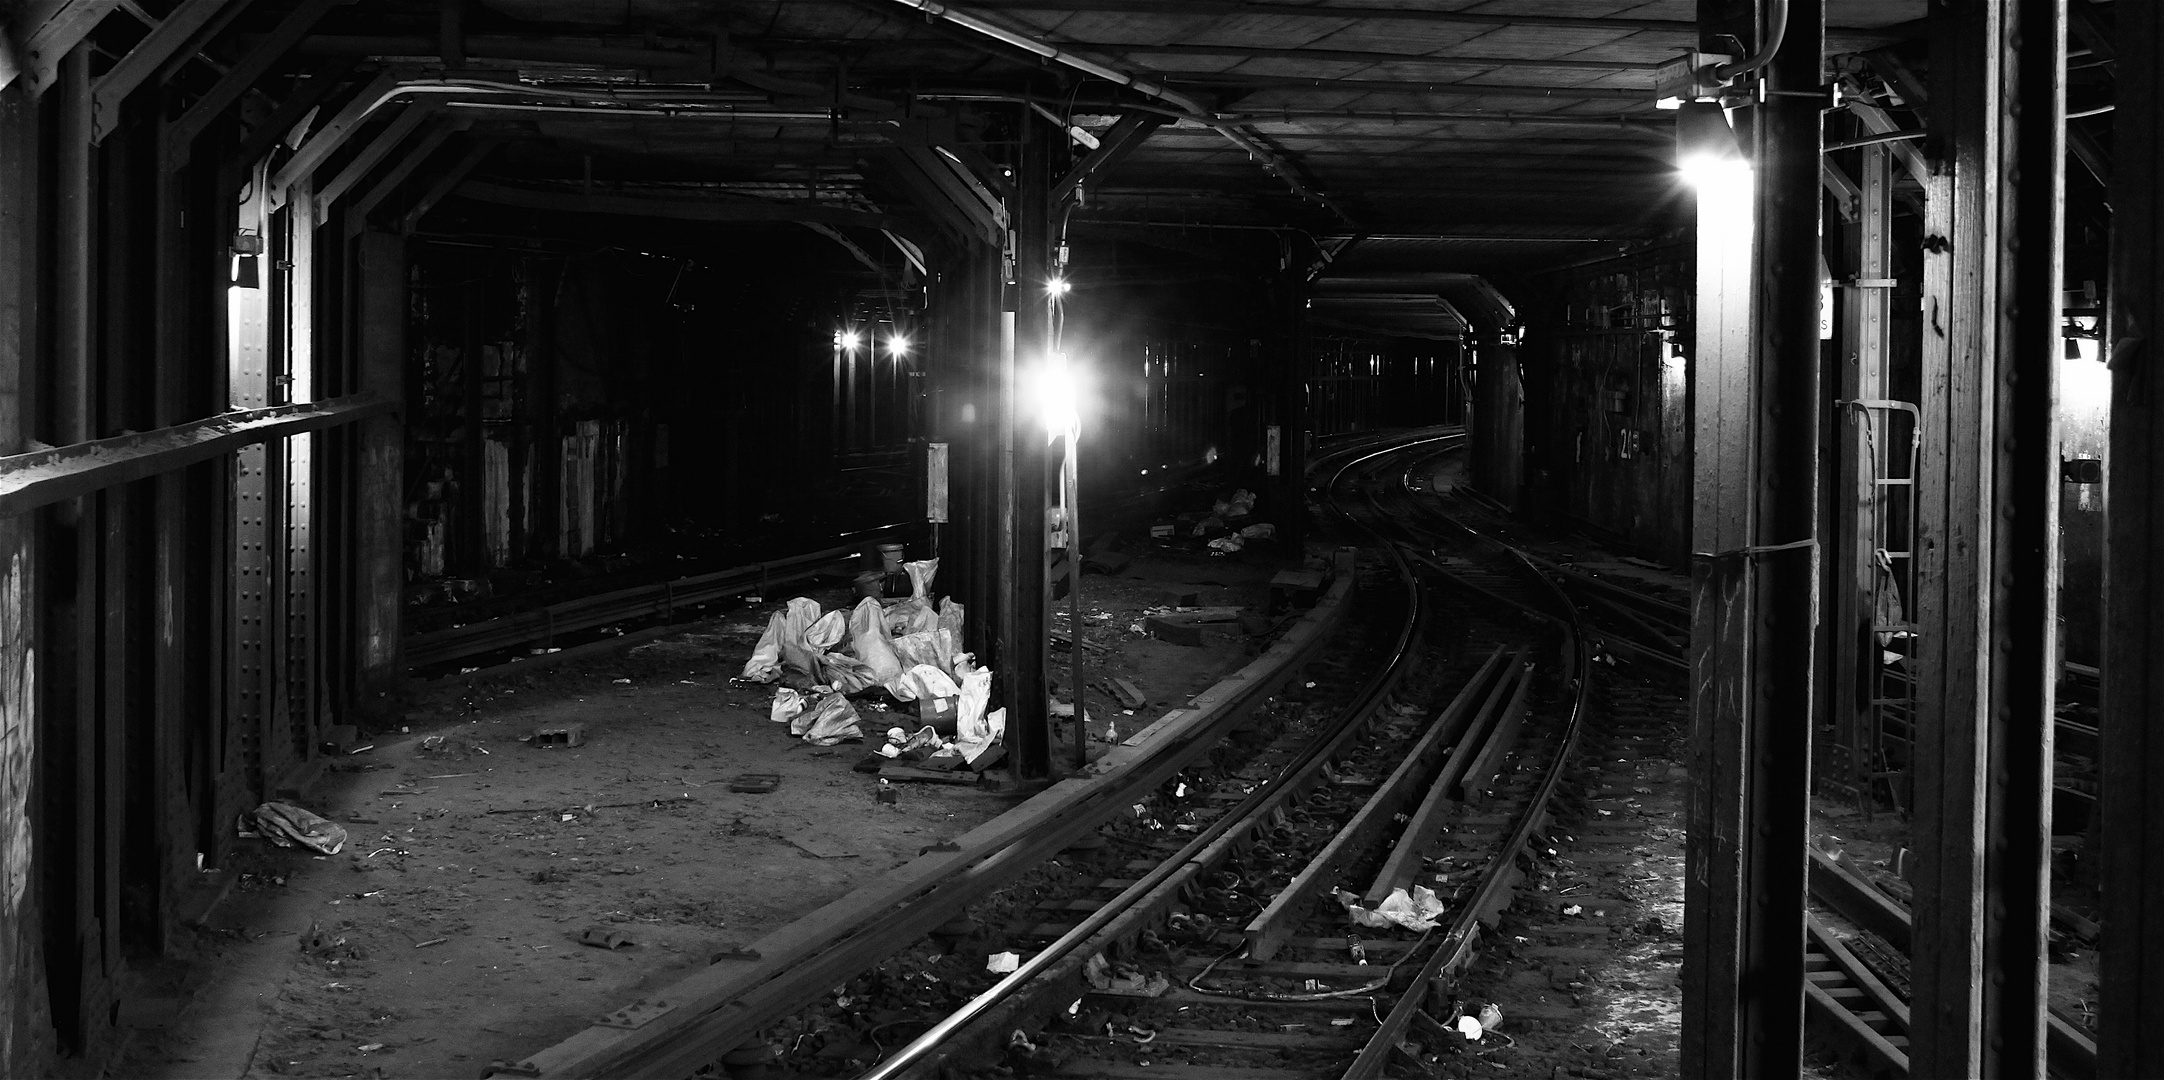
[1163,72,1651,99]
[452,179,916,233]
[962,1,1699,33]
[3,0,113,96]
[162,0,352,168]
[90,0,250,142]
[1096,43,1660,72]
[1055,111,1163,204]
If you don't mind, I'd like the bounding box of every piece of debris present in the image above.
[242,802,348,855]
[577,927,633,950]
[728,773,780,794]
[1109,678,1149,710]
[530,723,586,749]
[986,951,1020,974]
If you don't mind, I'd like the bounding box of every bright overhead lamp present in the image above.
[1675,101,1749,190]
[1047,277,1071,296]
[837,329,861,351]
[888,334,910,358]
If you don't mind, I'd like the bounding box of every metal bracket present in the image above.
[595,997,677,1030]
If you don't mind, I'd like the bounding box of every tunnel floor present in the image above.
[118,541,1292,1077]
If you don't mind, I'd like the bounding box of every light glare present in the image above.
[1679,153,1752,192]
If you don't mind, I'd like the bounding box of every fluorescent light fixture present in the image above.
[1675,101,1749,190]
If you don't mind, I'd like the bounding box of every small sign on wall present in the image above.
[926,442,949,523]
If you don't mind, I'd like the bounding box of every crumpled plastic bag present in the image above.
[1207,535,1245,553]
[243,802,347,855]
[790,692,863,745]
[887,662,960,703]
[849,597,904,684]
[892,629,956,678]
[821,651,879,695]
[904,558,939,601]
[1083,953,1169,997]
[770,687,806,725]
[886,598,940,639]
[1333,885,1448,931]
[937,597,965,640]
[742,597,823,682]
[1238,522,1275,540]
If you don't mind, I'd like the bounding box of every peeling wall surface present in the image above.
[1524,245,1694,564]
[0,536,44,1077]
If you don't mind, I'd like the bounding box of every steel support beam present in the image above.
[1680,1,1823,1076]
[342,116,464,237]
[0,397,392,516]
[1824,145,1892,805]
[88,0,247,143]
[267,69,403,210]
[1053,112,1165,205]
[311,99,438,216]
[3,1,114,96]
[1000,109,1053,782]
[450,179,920,235]
[2099,2,2164,1073]
[399,132,503,233]
[1909,1,2063,1076]
[159,0,350,168]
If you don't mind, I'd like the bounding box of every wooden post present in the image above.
[1909,1,2062,1075]
[2099,1,2164,1073]
[1680,1,1823,1076]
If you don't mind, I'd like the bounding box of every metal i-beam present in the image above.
[2098,4,2164,1075]
[1908,1,2063,1076]
[267,69,403,209]
[1001,108,1053,782]
[310,99,438,215]
[1824,144,1892,809]
[89,0,247,143]
[1053,112,1162,205]
[1680,0,1824,1076]
[160,0,351,168]
[398,132,504,233]
[3,0,114,96]
[343,116,465,237]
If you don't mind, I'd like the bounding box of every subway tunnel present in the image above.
[0,1,2155,1077]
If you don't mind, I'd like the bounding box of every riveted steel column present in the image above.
[1680,0,1824,1075]
[2098,1,2164,1074]
[1909,1,2062,1075]
[1001,109,1053,781]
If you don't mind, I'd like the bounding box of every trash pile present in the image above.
[1152,488,1277,555]
[739,558,1006,769]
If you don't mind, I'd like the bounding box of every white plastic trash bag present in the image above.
[741,597,821,682]
[821,652,879,695]
[892,629,956,677]
[243,802,348,855]
[849,597,904,683]
[904,558,939,601]
[1333,885,1448,931]
[885,598,940,639]
[791,692,863,746]
[770,687,806,725]
[887,662,960,703]
[937,597,965,640]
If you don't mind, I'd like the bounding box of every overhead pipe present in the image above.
[885,0,1356,224]
[1714,0,1791,82]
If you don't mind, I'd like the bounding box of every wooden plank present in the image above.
[1362,647,1511,902]
[0,394,392,517]
[2100,4,2164,1076]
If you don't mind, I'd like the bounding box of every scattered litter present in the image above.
[414,938,447,949]
[358,1043,385,1053]
[1477,1003,1503,1032]
[241,802,348,855]
[770,688,806,726]
[530,723,586,749]
[1563,904,1584,916]
[986,951,1020,974]
[612,678,631,685]
[790,691,863,746]
[728,773,780,794]
[1083,954,1170,997]
[1334,886,1448,931]
[1456,1014,1484,1040]
[576,927,633,950]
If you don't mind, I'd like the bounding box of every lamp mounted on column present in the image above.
[1676,101,1750,191]
[231,230,264,289]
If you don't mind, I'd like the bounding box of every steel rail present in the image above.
[1342,480,1594,1079]
[403,525,906,669]
[857,430,1447,1080]
[501,548,1360,1077]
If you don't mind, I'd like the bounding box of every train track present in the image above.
[800,432,1672,1080]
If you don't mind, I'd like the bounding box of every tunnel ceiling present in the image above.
[152,0,1926,298]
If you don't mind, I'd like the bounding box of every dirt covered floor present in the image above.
[122,539,1290,1079]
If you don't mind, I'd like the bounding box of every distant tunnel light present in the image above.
[1048,277,1072,296]
[888,334,910,358]
[837,329,861,352]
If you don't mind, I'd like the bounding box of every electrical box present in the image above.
[1654,51,1734,109]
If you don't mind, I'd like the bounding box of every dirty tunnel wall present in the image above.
[400,234,898,591]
